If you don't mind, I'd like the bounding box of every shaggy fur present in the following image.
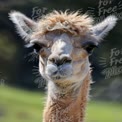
[9,10,118,122]
[33,10,93,37]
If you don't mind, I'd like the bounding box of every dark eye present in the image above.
[25,42,45,53]
[33,43,45,53]
[82,41,98,54]
[33,43,42,53]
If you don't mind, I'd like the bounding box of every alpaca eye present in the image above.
[33,43,45,53]
[82,41,98,54]
[84,45,97,54]
[33,43,42,53]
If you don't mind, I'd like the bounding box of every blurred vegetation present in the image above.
[0,0,122,102]
[0,86,122,122]
[0,86,44,122]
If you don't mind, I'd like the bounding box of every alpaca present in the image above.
[9,10,117,122]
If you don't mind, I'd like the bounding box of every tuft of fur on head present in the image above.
[33,10,94,37]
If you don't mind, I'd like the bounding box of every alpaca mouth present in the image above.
[53,76,61,80]
[51,73,64,80]
[46,64,73,80]
[51,72,72,80]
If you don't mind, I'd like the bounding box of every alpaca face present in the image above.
[29,31,89,83]
[9,11,117,84]
[35,32,93,83]
[29,31,96,85]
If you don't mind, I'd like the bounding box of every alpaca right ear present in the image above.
[91,15,118,41]
[9,11,37,42]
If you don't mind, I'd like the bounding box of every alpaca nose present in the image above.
[48,55,72,66]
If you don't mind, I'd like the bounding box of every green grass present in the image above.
[0,85,122,122]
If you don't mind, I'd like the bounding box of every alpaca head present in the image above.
[9,11,117,85]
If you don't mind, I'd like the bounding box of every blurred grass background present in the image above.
[0,85,122,122]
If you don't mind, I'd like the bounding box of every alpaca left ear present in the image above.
[91,15,118,41]
[9,11,37,42]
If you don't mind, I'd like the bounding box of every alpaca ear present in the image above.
[91,15,118,41]
[9,11,37,42]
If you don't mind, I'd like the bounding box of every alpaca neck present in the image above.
[43,70,91,122]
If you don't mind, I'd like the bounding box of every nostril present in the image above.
[62,57,72,64]
[48,56,72,66]
[53,71,58,75]
[49,58,55,63]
